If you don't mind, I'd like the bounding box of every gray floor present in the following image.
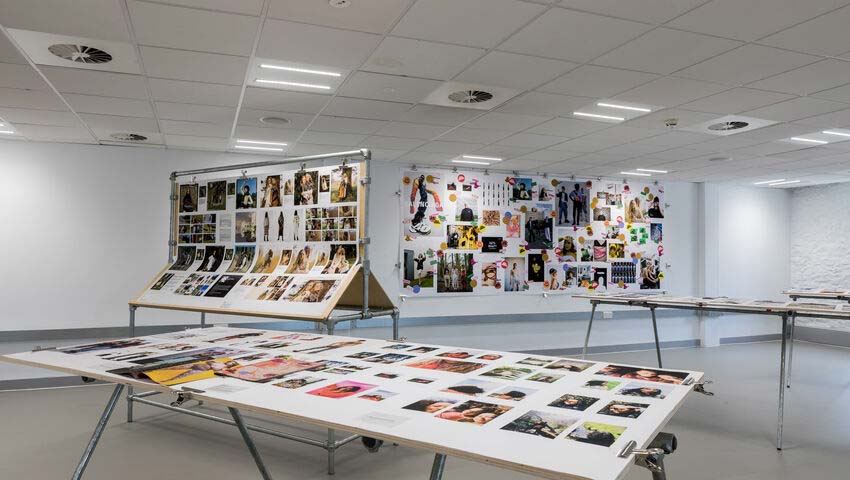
[2,341,849,480]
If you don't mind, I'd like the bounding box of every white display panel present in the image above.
[2,327,704,480]
[399,170,666,298]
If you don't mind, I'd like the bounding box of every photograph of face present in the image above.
[548,393,599,411]
[440,378,501,397]
[527,253,545,282]
[525,205,553,249]
[616,381,673,399]
[626,197,647,223]
[402,398,458,414]
[501,410,577,440]
[286,247,315,274]
[455,193,478,222]
[647,195,664,219]
[640,256,661,290]
[595,364,689,384]
[171,246,197,271]
[584,379,621,391]
[274,375,324,390]
[404,358,485,374]
[504,257,525,292]
[197,246,225,272]
[480,262,498,287]
[488,386,537,402]
[307,381,376,399]
[323,244,357,274]
[295,170,318,206]
[236,178,257,209]
[480,366,532,381]
[251,247,281,274]
[567,422,626,447]
[234,212,257,243]
[179,184,198,213]
[207,181,227,211]
[437,253,474,293]
[260,175,282,208]
[434,400,512,426]
[559,234,577,261]
[545,359,594,372]
[598,401,649,419]
[512,178,533,201]
[404,248,434,289]
[446,225,478,250]
[506,215,521,238]
[527,372,563,383]
[331,166,357,203]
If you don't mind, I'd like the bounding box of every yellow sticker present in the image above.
[542,254,549,262]
[550,179,559,187]
[648,193,654,201]
[449,193,457,202]
[440,242,448,250]
[470,280,478,288]
[519,246,527,255]
[520,205,528,213]
[402,176,411,185]
[578,236,585,244]
[433,218,441,226]
[477,225,486,232]
[590,198,599,209]
[618,233,626,241]
[426,175,435,183]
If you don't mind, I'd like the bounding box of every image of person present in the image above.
[240,184,254,208]
[409,175,443,235]
[157,359,238,384]
[414,253,426,281]
[518,182,530,200]
[647,196,664,218]
[182,188,195,212]
[338,168,352,201]
[557,186,569,224]
[294,340,364,354]
[569,184,583,225]
[205,251,218,271]
[622,386,663,398]
[491,390,525,401]
[627,198,645,223]
[459,202,474,222]
[293,210,300,241]
[312,384,362,399]
[509,262,520,291]
[527,421,559,439]
[642,261,659,289]
[263,211,270,241]
[328,246,351,274]
[549,268,558,290]
[277,211,284,240]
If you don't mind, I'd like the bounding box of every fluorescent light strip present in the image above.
[574,112,625,121]
[256,79,331,90]
[597,102,651,113]
[823,130,850,138]
[621,171,651,177]
[235,145,284,152]
[0,130,14,134]
[753,179,785,185]
[790,137,828,144]
[259,64,340,77]
[237,139,288,146]
[768,180,801,186]
[452,159,491,166]
[462,155,503,162]
[636,168,668,173]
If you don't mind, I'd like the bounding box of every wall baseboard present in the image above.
[0,376,106,391]
[718,333,781,345]
[524,339,699,357]
[794,326,850,348]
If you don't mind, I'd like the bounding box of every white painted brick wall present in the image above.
[790,182,850,331]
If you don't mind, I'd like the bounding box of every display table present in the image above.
[783,288,850,303]
[1,326,705,480]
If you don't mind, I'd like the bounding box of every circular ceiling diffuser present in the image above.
[708,121,749,131]
[48,44,112,64]
[448,90,494,104]
[110,133,148,142]
[329,0,351,8]
[708,156,731,162]
[259,116,290,126]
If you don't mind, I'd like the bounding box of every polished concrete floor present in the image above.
[1,340,849,480]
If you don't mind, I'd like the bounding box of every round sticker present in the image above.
[476,240,484,248]
[562,264,571,271]
[426,175,435,183]
[504,211,512,218]
[542,254,549,262]
[500,260,508,268]
[449,193,457,202]
[507,177,516,185]
[402,176,411,185]
[440,242,447,250]
[550,179,559,187]
[585,180,593,188]
[470,280,477,288]
[412,285,421,294]
[458,174,466,183]
[520,205,528,213]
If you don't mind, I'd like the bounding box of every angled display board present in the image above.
[400,169,666,297]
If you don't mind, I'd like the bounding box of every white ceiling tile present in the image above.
[299,131,367,147]
[416,140,484,154]
[369,148,409,161]
[686,136,764,152]
[148,78,241,107]
[153,0,264,15]
[234,125,302,143]
[396,105,481,126]
[537,65,658,98]
[526,117,611,137]
[0,0,130,41]
[237,108,315,130]
[309,116,389,135]
[0,106,79,127]
[633,130,714,147]
[324,97,412,120]
[287,143,347,157]
[468,144,536,159]
[734,123,817,142]
[639,147,704,161]
[496,132,568,148]
[748,60,850,96]
[558,0,709,24]
[436,127,511,144]
[463,111,551,132]
[361,135,423,150]
[243,87,331,114]
[377,122,450,140]
[0,63,48,90]
[362,37,484,81]
[513,149,580,164]
[64,93,154,117]
[495,157,560,171]
[15,124,95,143]
[676,45,819,86]
[93,129,163,144]
[760,5,850,57]
[456,51,576,90]
[155,102,235,124]
[667,0,846,42]
[268,0,411,34]
[78,113,159,132]
[128,1,259,55]
[0,87,67,111]
[500,8,652,63]
[40,67,149,99]
[258,19,381,70]
[165,134,230,151]
[336,72,442,103]
[599,143,667,157]
[496,92,592,117]
[392,0,545,48]
[614,77,727,107]
[811,82,850,104]
[546,137,609,153]
[679,88,794,115]
[624,108,719,129]
[593,28,741,75]
[743,97,847,122]
[159,119,230,137]
[394,150,452,165]
[0,34,26,65]
[793,108,850,129]
[140,46,248,86]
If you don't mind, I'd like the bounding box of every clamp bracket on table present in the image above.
[619,432,677,480]
[683,377,715,396]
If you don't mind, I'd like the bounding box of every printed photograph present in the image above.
[434,400,513,426]
[284,279,339,303]
[319,174,330,193]
[651,223,663,243]
[506,215,521,238]
[607,241,625,260]
[437,350,480,359]
[236,177,257,209]
[404,248,435,289]
[437,253,474,293]
[227,246,256,273]
[331,166,357,203]
[363,353,415,364]
[512,177,533,201]
[359,389,397,402]
[639,256,662,290]
[259,175,282,208]
[566,422,626,447]
[251,247,281,274]
[151,273,174,290]
[197,246,225,272]
[480,366,533,381]
[584,379,621,391]
[220,357,325,383]
[501,410,578,439]
[404,358,485,374]
[179,184,198,213]
[405,172,443,237]
[598,400,649,419]
[526,372,563,383]
[647,194,664,219]
[273,375,325,389]
[234,212,257,243]
[559,234,577,262]
[204,274,242,298]
[548,393,599,411]
[323,244,357,274]
[525,205,553,249]
[480,262,499,288]
[446,225,478,250]
[307,381,376,399]
[408,377,435,384]
[409,346,438,354]
[593,240,607,262]
[504,257,525,292]
[482,209,500,226]
[527,253,545,282]
[595,364,689,385]
[455,193,479,222]
[592,206,611,222]
[518,357,551,367]
[58,338,151,354]
[286,246,316,274]
[207,180,227,211]
[488,386,537,402]
[545,359,594,372]
[616,381,673,399]
[625,196,647,223]
[441,378,501,397]
[402,397,457,413]
[295,170,319,205]
[346,351,379,359]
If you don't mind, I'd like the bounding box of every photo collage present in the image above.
[138,164,362,317]
[401,170,666,296]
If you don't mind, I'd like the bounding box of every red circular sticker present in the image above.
[458,174,465,182]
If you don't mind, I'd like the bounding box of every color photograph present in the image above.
[504,257,526,292]
[434,400,512,426]
[251,247,281,274]
[446,225,478,250]
[512,177,533,201]
[179,183,198,213]
[525,205,553,249]
[284,279,339,303]
[234,211,257,243]
[331,166,357,203]
[307,381,376,399]
[359,389,397,402]
[204,274,242,298]
[219,357,325,383]
[595,364,689,385]
[480,366,533,381]
[488,386,537,402]
[501,410,577,439]
[273,375,325,389]
[207,180,227,211]
[197,246,225,272]
[616,382,673,399]
[404,358,485,374]
[226,246,256,273]
[545,359,594,372]
[440,378,501,397]
[437,253,474,293]
[236,177,257,209]
[454,193,479,222]
[260,175,282,207]
[598,401,649,419]
[566,422,626,447]
[548,393,599,411]
[402,397,457,413]
[404,248,435,289]
[295,170,319,205]
[323,244,357,274]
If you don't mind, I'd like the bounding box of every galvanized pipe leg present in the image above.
[650,457,667,480]
[392,308,400,341]
[327,429,336,475]
[127,306,136,423]
[327,320,335,336]
[200,311,206,328]
[651,307,663,368]
[429,454,447,480]
[786,312,796,388]
[71,384,125,480]
[581,302,597,358]
[777,313,789,450]
[228,407,274,480]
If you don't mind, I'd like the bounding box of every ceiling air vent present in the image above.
[260,116,290,126]
[110,133,148,142]
[682,115,776,137]
[48,44,112,64]
[708,121,749,131]
[448,89,494,104]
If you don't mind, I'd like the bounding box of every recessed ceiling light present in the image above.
[452,159,491,166]
[259,116,290,126]
[621,171,651,176]
[636,168,668,173]
[822,130,850,138]
[256,79,331,90]
[789,137,828,144]
[235,145,284,152]
[768,180,801,186]
[237,139,288,146]
[574,112,625,121]
[462,155,502,162]
[0,130,14,134]
[708,156,731,162]
[753,179,785,185]
[596,102,651,113]
[258,64,341,77]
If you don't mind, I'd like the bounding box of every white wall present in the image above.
[790,182,850,331]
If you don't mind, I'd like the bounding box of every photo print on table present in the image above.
[517,357,551,367]
[251,246,281,274]
[525,204,553,249]
[404,358,485,374]
[402,397,457,413]
[207,180,227,211]
[234,212,257,243]
[408,377,436,384]
[545,359,594,372]
[526,372,563,383]
[548,393,599,411]
[151,273,174,290]
[225,246,255,273]
[446,225,478,250]
[488,385,538,402]
[359,389,397,402]
[437,253,474,293]
[595,364,689,385]
[283,279,340,303]
[504,257,526,292]
[501,410,578,439]
[294,170,319,206]
[480,366,533,381]
[307,381,376,399]
[171,246,197,270]
[259,175,282,208]
[566,422,626,448]
[219,357,326,383]
[236,177,257,209]
[197,246,225,272]
[598,401,649,419]
[331,165,357,203]
[323,244,357,274]
[437,350,481,360]
[363,353,415,364]
[441,378,501,397]
[434,400,513,426]
[273,375,325,389]
[179,184,198,213]
[286,246,315,274]
[584,379,621,391]
[204,274,242,298]
[616,381,673,399]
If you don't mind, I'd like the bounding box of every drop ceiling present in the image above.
[0,0,849,188]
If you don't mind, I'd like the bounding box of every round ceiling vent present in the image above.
[329,0,351,8]
[708,121,748,131]
[110,133,148,142]
[708,156,731,162]
[259,116,290,126]
[448,90,494,104]
[48,44,112,64]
